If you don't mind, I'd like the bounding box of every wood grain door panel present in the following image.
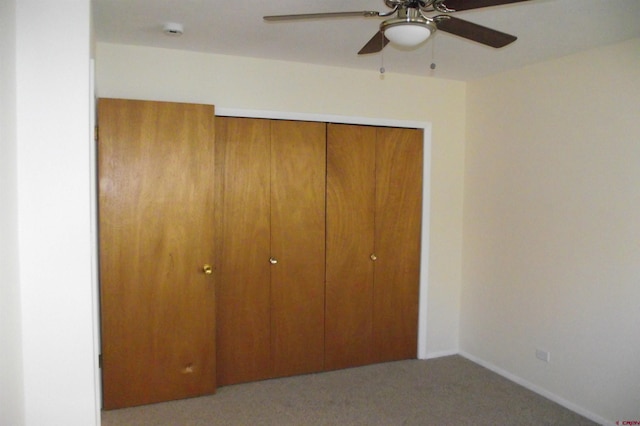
[373,127,423,363]
[270,120,326,377]
[99,99,216,409]
[325,124,376,370]
[215,117,272,385]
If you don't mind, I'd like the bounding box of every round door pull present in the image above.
[203,264,213,275]
[269,257,278,265]
[370,254,378,261]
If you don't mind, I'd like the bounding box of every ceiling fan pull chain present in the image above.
[380,35,386,74]
[430,34,437,71]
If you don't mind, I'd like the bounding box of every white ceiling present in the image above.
[93,0,640,81]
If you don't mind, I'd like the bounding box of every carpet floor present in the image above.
[101,355,598,425]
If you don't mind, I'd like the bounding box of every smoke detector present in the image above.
[163,22,184,36]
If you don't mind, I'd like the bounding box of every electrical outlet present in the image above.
[535,349,550,363]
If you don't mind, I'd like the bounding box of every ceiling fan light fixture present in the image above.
[381,18,436,47]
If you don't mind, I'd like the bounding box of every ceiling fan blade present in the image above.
[440,0,531,11]
[264,11,379,21]
[358,31,390,55]
[434,15,517,48]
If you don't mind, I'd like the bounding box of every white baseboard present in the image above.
[423,349,459,360]
[458,351,611,426]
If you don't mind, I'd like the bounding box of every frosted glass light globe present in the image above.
[385,24,432,47]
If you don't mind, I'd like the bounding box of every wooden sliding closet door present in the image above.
[373,127,423,363]
[270,120,326,376]
[99,99,217,409]
[215,117,272,386]
[325,124,376,370]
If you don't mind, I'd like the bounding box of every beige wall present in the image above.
[95,43,467,356]
[462,38,640,424]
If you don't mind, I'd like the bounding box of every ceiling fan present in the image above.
[264,0,530,54]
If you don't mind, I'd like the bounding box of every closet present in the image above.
[99,103,423,408]
[215,117,326,385]
[325,124,423,370]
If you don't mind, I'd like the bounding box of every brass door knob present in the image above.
[203,264,213,275]
[269,257,278,265]
[370,254,377,261]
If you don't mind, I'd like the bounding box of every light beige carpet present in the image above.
[102,355,597,425]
